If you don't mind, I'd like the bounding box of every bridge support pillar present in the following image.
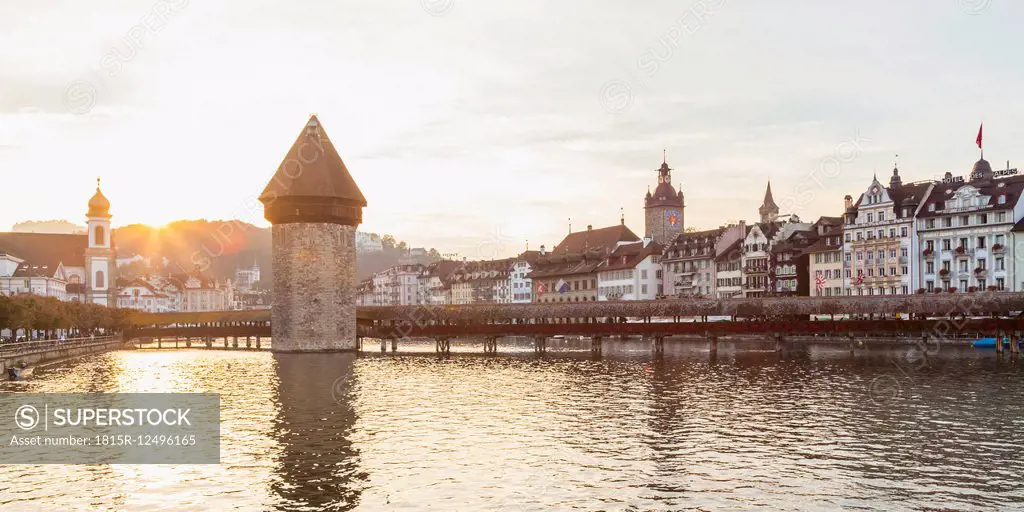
[256,336,262,349]
[185,337,191,348]
[997,330,1005,357]
[653,336,665,355]
[591,336,603,355]
[774,333,784,353]
[246,336,252,349]
[380,338,387,353]
[1012,332,1020,358]
[157,337,162,349]
[483,337,498,355]
[707,332,718,355]
[233,336,239,349]
[205,337,212,348]
[224,337,229,348]
[391,337,398,353]
[435,338,451,355]
[534,336,546,354]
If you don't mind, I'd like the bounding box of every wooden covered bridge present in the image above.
[125,293,1024,354]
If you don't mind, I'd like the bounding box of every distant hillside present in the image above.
[9,219,424,283]
[11,220,85,234]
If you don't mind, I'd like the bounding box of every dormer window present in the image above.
[928,203,935,212]
[998,194,1006,204]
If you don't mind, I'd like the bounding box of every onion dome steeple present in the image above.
[259,115,367,226]
[87,177,111,218]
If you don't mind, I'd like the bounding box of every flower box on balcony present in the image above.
[947,287,957,293]
[974,267,986,275]
[916,288,926,294]
[933,288,943,294]
[939,269,950,276]
[968,286,977,293]
[988,285,999,291]
[923,248,934,256]
[992,243,1004,252]
[955,246,966,255]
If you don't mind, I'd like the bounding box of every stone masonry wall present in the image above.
[272,223,357,351]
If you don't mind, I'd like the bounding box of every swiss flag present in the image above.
[976,123,983,149]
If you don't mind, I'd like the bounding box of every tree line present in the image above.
[0,295,130,342]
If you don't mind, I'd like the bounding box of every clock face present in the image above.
[871,186,880,194]
[666,209,681,226]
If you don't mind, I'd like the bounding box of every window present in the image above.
[879,212,885,222]
[997,277,1005,290]
[926,219,935,228]
[641,270,647,279]
[856,251,863,261]
[656,270,663,279]
[889,228,896,238]
[997,257,1005,270]
[901,248,908,257]
[901,266,908,275]
[959,237,968,249]
[926,240,934,251]
[926,262,934,274]
[960,279,968,291]
[94,226,105,246]
[926,280,934,291]
[959,260,968,272]
[856,232,863,241]
[996,234,1005,245]
[877,250,884,260]
[902,285,908,294]
[942,217,952,227]
[641,284,648,294]
[877,229,884,239]
[978,259,986,270]
[845,233,852,242]
[942,261,951,272]
[961,215,970,226]
[879,267,885,277]
[977,236,986,249]
[998,195,1007,204]
[997,212,1006,223]
[942,239,951,251]
[980,213,988,224]
[95,270,105,289]
[890,249,897,259]
[928,203,935,212]
[867,213,874,222]
[845,253,851,262]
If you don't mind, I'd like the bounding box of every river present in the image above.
[2,339,1023,511]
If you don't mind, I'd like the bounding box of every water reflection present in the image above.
[271,353,365,511]
[0,342,1021,510]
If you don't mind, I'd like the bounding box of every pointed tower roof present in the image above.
[760,181,778,210]
[260,115,367,226]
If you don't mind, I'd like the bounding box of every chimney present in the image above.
[587,224,593,231]
[844,195,853,210]
[539,245,546,255]
[642,236,652,247]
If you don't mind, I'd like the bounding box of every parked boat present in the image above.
[973,337,1020,349]
[7,363,33,381]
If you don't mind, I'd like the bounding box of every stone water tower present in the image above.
[259,115,367,352]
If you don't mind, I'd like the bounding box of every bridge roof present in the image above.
[358,293,1024,321]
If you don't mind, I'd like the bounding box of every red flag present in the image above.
[976,123,983,149]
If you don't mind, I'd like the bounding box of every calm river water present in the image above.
[2,339,1023,511]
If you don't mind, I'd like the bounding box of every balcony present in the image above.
[992,243,1005,253]
[922,248,935,259]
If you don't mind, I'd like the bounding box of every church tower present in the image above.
[758,181,779,223]
[84,178,116,306]
[260,115,367,352]
[643,153,685,244]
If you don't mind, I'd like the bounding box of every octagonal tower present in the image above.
[259,115,367,352]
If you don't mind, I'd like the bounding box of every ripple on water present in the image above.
[0,342,1022,511]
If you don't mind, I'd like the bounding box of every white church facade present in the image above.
[0,179,117,305]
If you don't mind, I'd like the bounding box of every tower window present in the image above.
[94,226,105,246]
[95,270,105,289]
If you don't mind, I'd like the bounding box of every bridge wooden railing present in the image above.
[0,336,120,358]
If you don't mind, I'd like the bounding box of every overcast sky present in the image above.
[2,0,1022,258]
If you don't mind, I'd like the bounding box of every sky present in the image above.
[2,0,1023,259]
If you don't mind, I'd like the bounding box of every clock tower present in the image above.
[644,153,685,244]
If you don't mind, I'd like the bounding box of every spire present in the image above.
[663,147,666,165]
[890,154,902,188]
[620,207,625,225]
[758,181,779,223]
